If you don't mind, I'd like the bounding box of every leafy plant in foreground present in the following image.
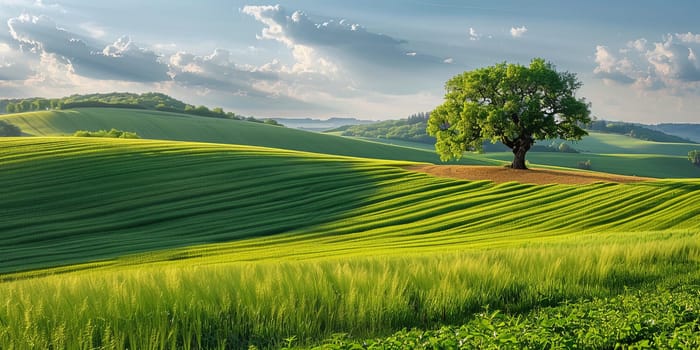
[303,287,700,349]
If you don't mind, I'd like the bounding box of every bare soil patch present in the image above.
[407,165,655,185]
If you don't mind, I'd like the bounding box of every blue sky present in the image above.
[1,0,699,123]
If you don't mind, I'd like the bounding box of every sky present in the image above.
[0,0,699,123]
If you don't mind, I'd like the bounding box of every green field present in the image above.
[1,137,699,348]
[356,134,700,178]
[0,108,492,165]
[3,108,697,178]
[562,131,698,155]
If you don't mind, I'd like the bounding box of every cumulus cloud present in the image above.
[593,33,700,92]
[241,4,444,80]
[169,48,277,94]
[593,46,637,85]
[676,32,700,44]
[7,14,169,82]
[510,26,527,38]
[468,27,481,41]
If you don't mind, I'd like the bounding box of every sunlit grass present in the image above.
[1,137,699,348]
[2,138,698,274]
[0,108,480,164]
[1,231,698,349]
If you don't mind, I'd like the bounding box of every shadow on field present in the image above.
[0,139,391,274]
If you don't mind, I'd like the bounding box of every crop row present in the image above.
[1,137,698,274]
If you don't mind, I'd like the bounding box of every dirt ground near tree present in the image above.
[407,165,655,185]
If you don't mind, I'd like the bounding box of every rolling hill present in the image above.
[3,108,698,178]
[561,131,698,155]
[0,108,496,165]
[2,137,699,348]
[2,137,699,274]
[648,123,700,143]
[349,134,700,178]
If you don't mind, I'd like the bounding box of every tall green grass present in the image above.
[1,232,698,349]
[1,137,699,348]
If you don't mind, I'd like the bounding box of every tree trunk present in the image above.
[511,147,528,169]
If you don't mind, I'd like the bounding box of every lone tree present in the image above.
[689,150,700,167]
[427,58,591,169]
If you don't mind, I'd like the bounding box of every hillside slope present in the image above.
[350,136,700,178]
[562,131,697,155]
[2,137,698,274]
[650,123,700,143]
[0,108,494,165]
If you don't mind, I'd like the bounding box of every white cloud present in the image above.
[627,38,647,52]
[241,4,445,87]
[510,25,527,38]
[0,5,450,118]
[7,14,170,82]
[468,27,481,41]
[593,33,700,93]
[676,32,700,44]
[169,48,278,92]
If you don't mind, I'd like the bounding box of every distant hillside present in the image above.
[650,123,700,143]
[0,108,493,165]
[332,112,434,143]
[332,113,567,153]
[331,113,695,150]
[271,117,375,131]
[2,92,187,113]
[588,120,695,143]
[0,92,281,126]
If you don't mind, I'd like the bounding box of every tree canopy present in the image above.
[427,58,591,169]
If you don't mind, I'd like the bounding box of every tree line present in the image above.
[1,92,282,126]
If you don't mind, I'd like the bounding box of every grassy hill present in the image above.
[350,135,700,178]
[472,152,699,178]
[652,123,700,143]
[562,131,697,155]
[3,137,697,274]
[3,108,697,177]
[1,137,699,348]
[0,108,495,165]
